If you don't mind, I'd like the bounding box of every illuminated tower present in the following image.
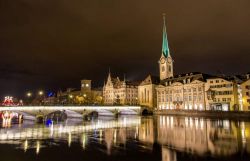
[159,14,173,80]
[81,79,91,92]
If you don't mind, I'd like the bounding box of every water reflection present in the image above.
[156,116,250,156]
[162,148,177,161]
[0,115,249,161]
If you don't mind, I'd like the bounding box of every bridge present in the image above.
[0,106,146,121]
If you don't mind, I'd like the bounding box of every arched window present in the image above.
[168,66,171,72]
[162,66,165,72]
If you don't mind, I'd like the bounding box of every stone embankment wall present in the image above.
[154,110,250,120]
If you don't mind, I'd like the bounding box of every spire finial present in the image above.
[163,13,166,29]
[108,67,111,80]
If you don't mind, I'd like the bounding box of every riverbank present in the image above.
[154,110,250,120]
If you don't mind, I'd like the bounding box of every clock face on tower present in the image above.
[167,57,172,63]
[160,58,166,64]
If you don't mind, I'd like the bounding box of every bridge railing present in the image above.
[0,106,141,111]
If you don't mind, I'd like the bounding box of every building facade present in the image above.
[156,73,207,110]
[57,79,102,105]
[205,77,240,111]
[149,15,247,111]
[138,75,160,108]
[103,72,138,105]
[240,74,250,111]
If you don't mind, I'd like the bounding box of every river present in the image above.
[0,116,249,161]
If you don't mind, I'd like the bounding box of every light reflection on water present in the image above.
[0,116,249,161]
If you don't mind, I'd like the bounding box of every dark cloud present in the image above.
[0,0,250,98]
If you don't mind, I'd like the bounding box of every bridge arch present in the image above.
[141,108,153,115]
[119,109,138,115]
[83,109,115,117]
[1,110,36,121]
[46,110,83,121]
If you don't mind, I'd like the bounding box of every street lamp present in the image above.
[27,92,32,97]
[38,91,44,96]
[26,92,32,106]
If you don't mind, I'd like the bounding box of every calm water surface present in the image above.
[0,116,249,161]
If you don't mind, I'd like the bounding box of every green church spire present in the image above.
[162,13,170,58]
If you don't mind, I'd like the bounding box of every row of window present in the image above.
[210,84,233,88]
[213,98,232,102]
[105,89,137,94]
[158,87,203,95]
[210,80,224,84]
[104,94,137,98]
[214,91,233,95]
[104,99,137,102]
[158,95,203,102]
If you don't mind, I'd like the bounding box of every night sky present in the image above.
[0,0,250,99]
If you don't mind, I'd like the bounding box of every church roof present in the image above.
[140,75,160,86]
[162,14,170,58]
[160,72,214,84]
[105,73,139,88]
[160,72,250,85]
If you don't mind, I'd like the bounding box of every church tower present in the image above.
[159,14,173,80]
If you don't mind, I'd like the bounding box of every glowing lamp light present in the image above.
[27,92,32,97]
[38,91,44,96]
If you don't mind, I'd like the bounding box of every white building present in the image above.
[139,14,246,111]
[156,73,208,110]
[240,74,250,111]
[103,72,139,105]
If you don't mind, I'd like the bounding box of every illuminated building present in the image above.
[103,72,139,105]
[156,73,208,110]
[138,75,160,108]
[139,14,249,111]
[57,79,102,105]
[205,76,241,111]
[240,73,250,111]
